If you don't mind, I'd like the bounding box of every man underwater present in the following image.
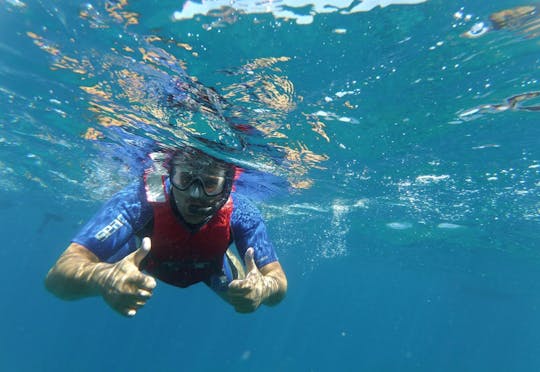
[45,147,287,316]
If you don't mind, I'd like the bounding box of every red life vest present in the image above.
[142,174,233,288]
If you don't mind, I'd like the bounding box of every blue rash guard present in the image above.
[72,179,278,290]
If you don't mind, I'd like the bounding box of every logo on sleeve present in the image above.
[95,214,126,241]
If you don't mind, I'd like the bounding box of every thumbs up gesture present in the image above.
[95,237,157,317]
[228,247,278,313]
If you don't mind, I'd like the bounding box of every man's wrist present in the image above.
[261,275,279,303]
[86,262,113,295]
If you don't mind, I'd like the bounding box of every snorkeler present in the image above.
[45,146,287,317]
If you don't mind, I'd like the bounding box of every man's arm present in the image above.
[259,260,287,306]
[228,193,287,312]
[45,239,156,317]
[45,242,110,300]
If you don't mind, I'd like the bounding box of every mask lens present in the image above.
[201,175,225,196]
[171,167,226,196]
[172,170,195,190]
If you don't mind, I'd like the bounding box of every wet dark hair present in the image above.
[171,147,233,172]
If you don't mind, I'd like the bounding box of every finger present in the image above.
[228,287,251,298]
[141,275,157,290]
[136,289,153,299]
[124,298,147,309]
[122,242,150,268]
[243,247,256,272]
[127,296,149,307]
[228,293,252,305]
[228,279,250,291]
[109,296,144,318]
[128,272,157,291]
[228,284,250,294]
[120,297,147,317]
[124,289,152,303]
[133,237,152,267]
[114,303,137,317]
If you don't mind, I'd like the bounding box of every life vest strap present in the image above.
[145,173,166,203]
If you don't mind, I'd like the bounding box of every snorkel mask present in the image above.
[169,148,235,225]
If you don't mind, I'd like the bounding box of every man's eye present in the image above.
[209,175,227,185]
[181,171,194,177]
[204,177,220,186]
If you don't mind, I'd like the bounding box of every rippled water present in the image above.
[2,0,540,370]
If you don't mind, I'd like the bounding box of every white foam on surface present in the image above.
[173,0,428,25]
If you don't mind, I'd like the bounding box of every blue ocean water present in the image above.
[1,0,540,370]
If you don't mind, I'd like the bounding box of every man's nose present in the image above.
[188,182,204,198]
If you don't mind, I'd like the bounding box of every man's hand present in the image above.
[228,247,279,313]
[94,237,157,317]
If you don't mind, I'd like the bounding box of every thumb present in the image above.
[244,247,257,273]
[131,237,151,267]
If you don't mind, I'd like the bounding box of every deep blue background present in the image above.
[1,0,540,371]
[2,192,540,371]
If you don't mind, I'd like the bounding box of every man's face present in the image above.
[170,160,230,225]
